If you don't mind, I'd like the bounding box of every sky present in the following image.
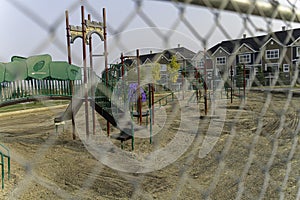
[1,0,300,74]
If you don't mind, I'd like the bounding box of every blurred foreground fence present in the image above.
[3,0,300,199]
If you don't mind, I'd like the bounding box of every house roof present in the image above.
[192,50,212,60]
[208,27,300,55]
[163,47,196,60]
[122,46,196,67]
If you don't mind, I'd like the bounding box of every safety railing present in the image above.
[0,144,10,189]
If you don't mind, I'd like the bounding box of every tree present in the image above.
[235,64,244,87]
[151,63,161,83]
[168,55,180,83]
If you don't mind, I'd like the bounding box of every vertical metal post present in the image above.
[231,65,233,104]
[204,57,207,89]
[151,83,154,124]
[181,63,185,99]
[81,6,89,139]
[103,8,110,136]
[204,83,208,115]
[7,156,10,180]
[66,10,76,140]
[88,14,96,135]
[1,155,3,189]
[131,105,134,150]
[121,53,124,78]
[148,84,153,144]
[121,53,126,109]
[204,51,208,115]
[137,49,142,125]
[243,64,246,101]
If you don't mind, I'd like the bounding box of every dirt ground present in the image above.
[0,90,300,199]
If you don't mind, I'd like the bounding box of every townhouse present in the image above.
[207,27,300,86]
[122,45,196,90]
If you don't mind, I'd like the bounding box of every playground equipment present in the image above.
[65,6,109,139]
[60,6,212,149]
[0,144,10,189]
[0,5,214,153]
[0,54,82,107]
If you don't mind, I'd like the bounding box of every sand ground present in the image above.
[0,90,300,199]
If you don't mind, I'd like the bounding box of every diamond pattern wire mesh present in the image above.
[2,0,300,199]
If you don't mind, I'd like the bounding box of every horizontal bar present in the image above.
[160,0,300,23]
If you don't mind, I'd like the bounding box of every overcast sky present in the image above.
[1,0,299,74]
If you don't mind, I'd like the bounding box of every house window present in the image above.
[266,49,279,59]
[296,47,300,57]
[283,64,289,72]
[254,67,259,75]
[265,63,279,76]
[160,64,167,71]
[216,57,226,65]
[238,54,251,63]
[197,61,204,68]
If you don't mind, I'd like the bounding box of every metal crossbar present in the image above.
[171,0,300,23]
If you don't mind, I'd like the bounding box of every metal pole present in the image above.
[181,63,184,99]
[88,14,96,135]
[204,82,208,115]
[121,53,126,110]
[137,49,142,125]
[121,53,124,78]
[148,83,152,144]
[231,65,233,104]
[65,10,76,140]
[151,83,154,124]
[131,106,134,150]
[81,6,89,139]
[243,64,246,101]
[1,155,3,189]
[103,8,110,136]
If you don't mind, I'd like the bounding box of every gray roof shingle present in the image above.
[208,28,300,55]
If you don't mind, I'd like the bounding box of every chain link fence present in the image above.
[1,0,300,199]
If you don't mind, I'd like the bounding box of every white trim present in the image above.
[265,49,279,59]
[283,64,290,72]
[264,63,279,71]
[260,37,284,49]
[296,47,300,57]
[174,52,186,60]
[216,56,226,65]
[191,50,203,60]
[155,54,169,63]
[234,43,256,53]
[142,58,153,65]
[238,53,251,63]
[211,46,230,56]
[289,37,300,46]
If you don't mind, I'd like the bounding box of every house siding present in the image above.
[208,29,300,86]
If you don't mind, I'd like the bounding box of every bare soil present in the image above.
[0,90,300,199]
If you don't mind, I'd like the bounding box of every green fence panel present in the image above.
[4,61,27,82]
[67,64,82,80]
[26,54,52,80]
[50,61,69,80]
[0,63,5,83]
